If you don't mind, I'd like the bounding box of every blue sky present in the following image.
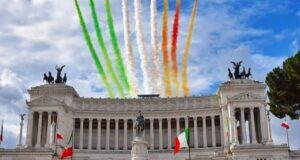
[0,0,299,150]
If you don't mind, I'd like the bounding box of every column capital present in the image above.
[98,118,102,121]
[210,115,215,119]
[115,118,119,122]
[89,118,93,121]
[193,116,197,120]
[167,118,171,121]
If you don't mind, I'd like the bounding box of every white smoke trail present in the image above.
[150,0,162,95]
[134,0,153,94]
[122,0,138,97]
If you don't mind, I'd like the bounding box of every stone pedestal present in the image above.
[131,137,149,160]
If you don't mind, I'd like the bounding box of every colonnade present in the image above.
[26,111,57,147]
[231,107,265,144]
[73,115,224,150]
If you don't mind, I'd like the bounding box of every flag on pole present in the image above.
[0,120,3,144]
[174,128,189,155]
[56,128,63,140]
[61,131,73,159]
[281,122,290,129]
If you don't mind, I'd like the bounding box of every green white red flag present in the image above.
[174,128,189,155]
[61,131,73,159]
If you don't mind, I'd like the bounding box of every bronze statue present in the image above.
[241,67,246,79]
[20,114,26,121]
[245,67,252,79]
[55,65,65,84]
[230,61,243,79]
[228,68,233,80]
[43,72,54,84]
[63,73,67,83]
[134,111,145,137]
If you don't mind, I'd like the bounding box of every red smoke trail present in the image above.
[170,0,180,96]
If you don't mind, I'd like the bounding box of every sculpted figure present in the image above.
[134,111,145,137]
[55,65,65,84]
[230,61,243,79]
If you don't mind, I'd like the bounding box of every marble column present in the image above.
[193,117,198,148]
[36,111,43,148]
[250,108,257,144]
[17,115,24,148]
[88,118,93,150]
[115,119,119,150]
[211,115,216,147]
[46,112,52,147]
[167,118,171,149]
[25,111,33,147]
[79,118,84,149]
[176,118,180,136]
[185,117,189,129]
[233,113,239,145]
[202,116,207,148]
[259,107,266,142]
[266,111,273,144]
[106,119,110,150]
[150,119,154,150]
[132,118,136,138]
[124,119,128,150]
[241,108,247,144]
[158,118,162,149]
[220,115,224,146]
[97,119,101,150]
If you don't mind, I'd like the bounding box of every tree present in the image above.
[265,51,300,120]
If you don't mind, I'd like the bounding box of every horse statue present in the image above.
[228,68,233,80]
[43,72,54,84]
[55,65,65,84]
[230,61,243,79]
[240,67,246,79]
[134,111,145,137]
[245,67,252,79]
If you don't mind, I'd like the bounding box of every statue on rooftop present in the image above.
[55,65,65,84]
[230,61,243,79]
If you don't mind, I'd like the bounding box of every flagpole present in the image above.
[187,116,191,160]
[285,116,290,148]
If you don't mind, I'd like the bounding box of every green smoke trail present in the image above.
[90,0,125,98]
[104,0,130,92]
[74,0,114,98]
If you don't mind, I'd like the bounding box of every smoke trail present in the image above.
[170,0,181,96]
[74,0,114,98]
[182,0,198,96]
[162,0,171,96]
[150,0,162,95]
[134,0,153,94]
[90,0,124,98]
[122,0,138,97]
[104,0,130,93]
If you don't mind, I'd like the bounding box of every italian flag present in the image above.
[56,128,63,140]
[61,131,73,159]
[174,128,189,155]
[281,122,290,129]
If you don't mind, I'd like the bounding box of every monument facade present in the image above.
[0,79,300,160]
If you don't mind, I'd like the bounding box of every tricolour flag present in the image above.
[56,128,63,140]
[174,128,189,155]
[281,122,290,129]
[61,131,73,159]
[0,120,3,144]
